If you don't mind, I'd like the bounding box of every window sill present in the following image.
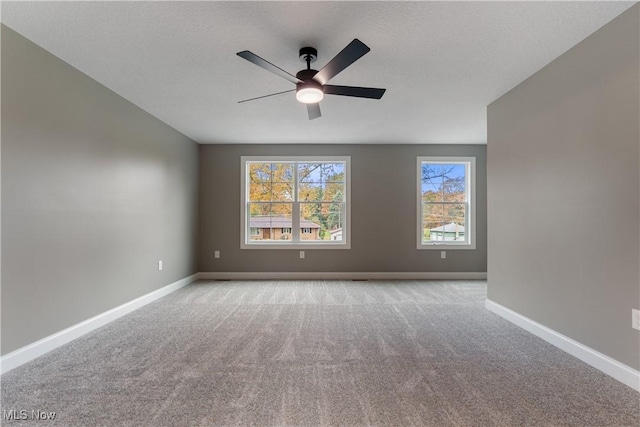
[418,243,476,250]
[242,242,351,250]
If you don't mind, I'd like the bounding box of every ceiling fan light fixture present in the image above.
[296,82,324,104]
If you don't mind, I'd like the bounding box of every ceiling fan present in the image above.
[237,39,386,120]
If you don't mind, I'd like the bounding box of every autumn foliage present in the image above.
[248,162,345,240]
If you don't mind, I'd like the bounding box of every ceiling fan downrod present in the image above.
[299,47,318,70]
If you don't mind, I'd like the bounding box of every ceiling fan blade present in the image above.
[324,85,386,99]
[307,103,321,120]
[314,39,370,85]
[238,89,295,103]
[237,50,302,84]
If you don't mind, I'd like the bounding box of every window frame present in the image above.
[417,156,476,250]
[241,156,351,249]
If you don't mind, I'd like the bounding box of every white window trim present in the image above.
[417,156,476,250]
[241,156,351,250]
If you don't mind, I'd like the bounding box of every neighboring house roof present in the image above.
[250,216,321,229]
[330,228,342,235]
[430,222,465,232]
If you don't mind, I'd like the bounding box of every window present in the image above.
[417,157,475,249]
[241,156,350,249]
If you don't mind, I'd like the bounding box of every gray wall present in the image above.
[1,26,199,355]
[487,5,639,369]
[199,144,486,273]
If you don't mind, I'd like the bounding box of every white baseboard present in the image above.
[197,271,487,280]
[1,274,198,375]
[485,299,640,392]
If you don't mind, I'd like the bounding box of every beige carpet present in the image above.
[1,280,638,426]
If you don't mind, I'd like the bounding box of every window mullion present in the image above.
[425,201,460,205]
[292,162,300,242]
[292,203,300,241]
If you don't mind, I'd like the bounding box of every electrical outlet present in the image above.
[441,251,446,259]
[158,260,163,271]
[300,251,305,259]
[214,251,220,259]
[632,309,640,331]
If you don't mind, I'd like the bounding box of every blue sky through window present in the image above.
[421,163,466,195]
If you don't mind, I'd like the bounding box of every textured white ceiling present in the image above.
[1,1,635,144]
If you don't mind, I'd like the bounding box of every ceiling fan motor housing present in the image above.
[296,69,319,81]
